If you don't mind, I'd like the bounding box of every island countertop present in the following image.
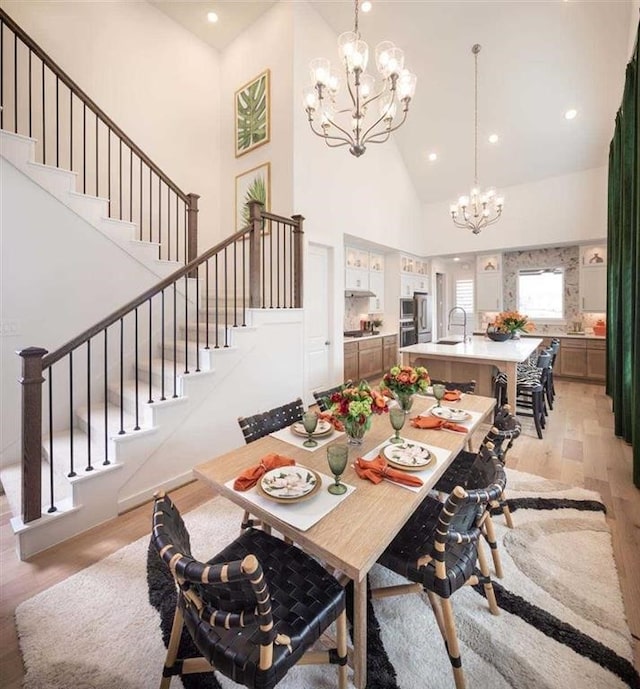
[399,335,542,363]
[399,335,543,405]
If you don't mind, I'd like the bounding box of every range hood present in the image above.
[345,289,376,298]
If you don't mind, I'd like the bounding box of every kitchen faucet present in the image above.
[447,307,470,342]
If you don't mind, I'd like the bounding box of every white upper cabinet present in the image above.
[579,245,607,312]
[475,254,502,311]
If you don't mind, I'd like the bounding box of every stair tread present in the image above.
[76,402,154,434]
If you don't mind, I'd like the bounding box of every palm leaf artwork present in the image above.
[241,175,267,227]
[236,72,269,154]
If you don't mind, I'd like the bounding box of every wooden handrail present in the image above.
[0,8,189,203]
[42,225,252,369]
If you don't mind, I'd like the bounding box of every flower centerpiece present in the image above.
[381,364,430,412]
[492,310,535,338]
[328,381,389,445]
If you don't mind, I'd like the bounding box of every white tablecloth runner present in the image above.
[270,425,345,452]
[225,469,354,531]
[359,440,450,493]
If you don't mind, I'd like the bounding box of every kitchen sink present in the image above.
[436,339,463,345]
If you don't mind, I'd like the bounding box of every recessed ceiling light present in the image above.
[453,257,461,262]
[564,108,578,120]
[207,11,219,23]
[428,152,438,162]
[361,1,372,12]
[488,133,499,144]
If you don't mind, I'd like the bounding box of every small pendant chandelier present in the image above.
[303,0,416,158]
[450,44,504,234]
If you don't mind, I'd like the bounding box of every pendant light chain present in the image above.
[474,44,479,186]
[354,0,359,37]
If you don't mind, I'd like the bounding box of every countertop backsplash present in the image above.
[344,296,371,331]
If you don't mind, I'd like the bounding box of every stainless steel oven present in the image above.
[399,321,417,348]
[399,298,415,320]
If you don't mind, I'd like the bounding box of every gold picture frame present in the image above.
[235,69,270,157]
[235,162,271,231]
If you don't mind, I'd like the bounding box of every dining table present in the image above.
[193,392,496,689]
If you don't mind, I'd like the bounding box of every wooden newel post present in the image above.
[248,200,263,309]
[186,193,200,278]
[18,346,48,523]
[291,214,304,309]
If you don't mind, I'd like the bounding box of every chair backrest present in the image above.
[429,378,477,394]
[151,493,274,655]
[312,383,346,412]
[431,458,506,575]
[238,398,304,444]
[489,404,522,461]
[536,351,551,369]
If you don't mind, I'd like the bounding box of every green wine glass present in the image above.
[389,407,406,444]
[327,444,349,495]
[432,383,446,408]
[302,410,319,448]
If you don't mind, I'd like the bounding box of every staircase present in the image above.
[0,8,305,559]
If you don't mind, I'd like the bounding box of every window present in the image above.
[518,268,564,320]
[455,278,474,313]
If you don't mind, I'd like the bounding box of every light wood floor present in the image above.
[0,379,638,687]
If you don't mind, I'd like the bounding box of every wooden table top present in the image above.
[194,394,496,582]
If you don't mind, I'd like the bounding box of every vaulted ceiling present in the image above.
[152,0,633,205]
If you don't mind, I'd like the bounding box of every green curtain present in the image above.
[607,19,639,487]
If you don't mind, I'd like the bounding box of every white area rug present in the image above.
[15,470,640,689]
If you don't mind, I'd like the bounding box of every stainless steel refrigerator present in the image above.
[414,292,432,343]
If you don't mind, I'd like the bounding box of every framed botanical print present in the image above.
[235,69,270,157]
[235,162,271,230]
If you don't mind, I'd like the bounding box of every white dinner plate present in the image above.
[291,419,333,438]
[430,406,471,422]
[258,466,320,502]
[382,442,433,471]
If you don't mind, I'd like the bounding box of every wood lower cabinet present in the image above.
[586,339,606,381]
[344,341,359,382]
[383,335,398,371]
[344,334,396,382]
[557,339,587,377]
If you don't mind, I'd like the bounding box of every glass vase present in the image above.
[395,392,414,413]
[343,417,370,445]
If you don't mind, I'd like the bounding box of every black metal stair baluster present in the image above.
[118,318,125,435]
[129,147,133,223]
[283,221,288,308]
[118,138,122,220]
[69,89,72,170]
[139,161,143,241]
[103,329,110,465]
[86,339,93,471]
[224,247,229,347]
[233,241,238,327]
[160,290,166,401]
[184,275,189,373]
[134,307,140,430]
[55,76,59,165]
[68,351,76,477]
[261,221,266,308]
[95,114,98,196]
[290,223,294,306]
[242,237,246,326]
[41,59,45,164]
[195,267,200,372]
[28,49,32,137]
[174,193,178,264]
[158,177,162,259]
[0,21,4,130]
[276,221,281,307]
[107,127,111,216]
[270,219,274,308]
[13,32,17,133]
[205,260,210,349]
[149,166,152,250]
[214,254,219,349]
[148,298,154,404]
[47,367,57,512]
[83,102,86,194]
[172,283,177,398]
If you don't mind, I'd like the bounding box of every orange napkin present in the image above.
[318,412,345,432]
[409,416,468,433]
[444,390,462,402]
[233,453,296,491]
[354,456,423,488]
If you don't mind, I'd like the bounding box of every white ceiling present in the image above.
[151,0,633,205]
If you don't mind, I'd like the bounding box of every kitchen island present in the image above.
[400,335,543,405]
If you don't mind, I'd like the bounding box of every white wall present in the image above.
[0,159,185,465]
[1,0,221,251]
[630,2,639,58]
[219,1,295,238]
[421,166,608,256]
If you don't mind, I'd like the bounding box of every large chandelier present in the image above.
[303,0,416,157]
[450,44,504,234]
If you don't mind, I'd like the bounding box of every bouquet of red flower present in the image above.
[328,381,389,425]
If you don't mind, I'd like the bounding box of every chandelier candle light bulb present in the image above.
[450,44,504,234]
[304,0,416,157]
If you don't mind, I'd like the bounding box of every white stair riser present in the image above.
[26,161,77,196]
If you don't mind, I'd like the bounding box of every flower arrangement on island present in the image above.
[492,310,535,334]
[381,365,431,397]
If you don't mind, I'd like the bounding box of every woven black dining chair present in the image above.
[370,458,506,689]
[150,492,348,689]
[428,378,477,394]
